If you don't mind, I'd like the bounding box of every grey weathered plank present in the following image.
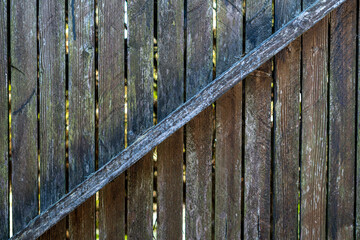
[301,0,328,237]
[157,0,184,238]
[185,0,213,239]
[0,0,8,239]
[68,0,95,239]
[11,1,347,238]
[273,0,301,239]
[10,0,38,234]
[214,0,243,239]
[97,0,125,239]
[127,0,154,238]
[244,0,272,238]
[38,0,66,239]
[328,0,356,238]
[358,0,360,237]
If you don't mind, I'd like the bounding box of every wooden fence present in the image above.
[0,0,358,239]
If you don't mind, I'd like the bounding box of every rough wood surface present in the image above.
[185,0,213,239]
[10,0,38,233]
[214,0,243,239]
[11,1,347,238]
[68,0,95,239]
[38,0,66,239]
[244,0,272,238]
[127,0,154,238]
[328,0,356,238]
[157,0,184,238]
[301,0,328,236]
[273,0,301,239]
[97,1,125,239]
[358,1,360,237]
[0,0,8,239]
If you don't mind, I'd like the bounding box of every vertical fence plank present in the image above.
[157,0,184,238]
[185,0,213,239]
[273,0,301,239]
[68,0,95,239]
[98,0,125,239]
[301,0,328,237]
[38,0,66,239]
[0,0,8,238]
[328,0,356,238]
[214,0,243,239]
[358,1,360,237]
[244,0,272,238]
[127,0,154,238]
[10,0,38,234]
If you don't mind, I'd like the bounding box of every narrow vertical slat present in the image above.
[357,0,360,237]
[273,0,301,239]
[244,0,272,238]
[214,0,243,239]
[10,0,38,233]
[127,0,154,238]
[328,0,357,238]
[0,0,8,238]
[38,0,66,239]
[68,0,95,239]
[186,0,213,239]
[301,0,328,237]
[98,0,125,239]
[157,0,184,238]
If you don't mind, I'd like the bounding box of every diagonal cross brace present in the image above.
[11,0,347,238]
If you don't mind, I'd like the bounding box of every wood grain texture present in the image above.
[328,0,356,238]
[68,0,95,239]
[358,1,360,237]
[127,0,154,238]
[215,0,243,239]
[38,0,66,239]
[11,1,347,237]
[98,0,125,239]
[301,7,328,239]
[10,0,38,233]
[273,0,301,239]
[157,0,184,238]
[186,0,213,239]
[244,0,272,238]
[0,0,8,239]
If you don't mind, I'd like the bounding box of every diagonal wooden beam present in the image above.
[11,0,347,238]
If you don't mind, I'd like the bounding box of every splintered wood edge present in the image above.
[11,0,347,238]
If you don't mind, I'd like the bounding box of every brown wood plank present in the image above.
[157,0,184,239]
[301,0,328,236]
[328,0,356,238]
[244,0,272,238]
[10,0,38,234]
[186,0,213,239]
[11,1,347,237]
[214,0,243,239]
[0,0,8,238]
[273,0,301,239]
[68,0,95,239]
[127,0,154,238]
[97,0,125,239]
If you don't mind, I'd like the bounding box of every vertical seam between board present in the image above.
[36,0,40,217]
[153,0,158,237]
[354,0,359,237]
[94,0,99,238]
[65,0,69,238]
[7,0,11,237]
[124,1,128,237]
[183,0,187,238]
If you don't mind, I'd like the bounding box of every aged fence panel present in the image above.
[68,0,96,239]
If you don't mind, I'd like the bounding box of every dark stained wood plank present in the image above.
[301,0,328,236]
[157,0,184,239]
[0,0,8,239]
[68,0,95,239]
[214,0,243,239]
[10,0,38,234]
[273,0,301,239]
[97,0,125,239]
[38,0,66,239]
[185,0,213,239]
[358,1,360,237]
[127,0,154,238]
[11,1,347,237]
[328,0,356,238]
[244,0,272,238]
